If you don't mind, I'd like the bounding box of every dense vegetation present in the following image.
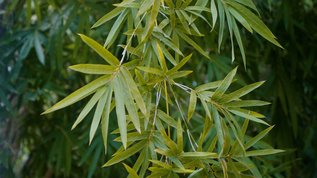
[0,0,316,177]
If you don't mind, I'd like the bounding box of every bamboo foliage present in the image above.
[42,0,284,177]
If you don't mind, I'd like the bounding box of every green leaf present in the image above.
[123,163,140,178]
[137,66,164,76]
[113,76,128,149]
[237,149,285,157]
[92,7,125,28]
[195,80,223,92]
[188,90,197,121]
[177,119,183,153]
[235,126,274,155]
[69,64,116,75]
[137,0,155,17]
[223,100,270,108]
[71,87,107,130]
[121,66,148,119]
[151,39,168,73]
[160,130,178,154]
[229,109,269,126]
[198,94,211,119]
[219,81,265,103]
[114,132,150,142]
[104,9,129,48]
[168,70,193,80]
[226,1,283,48]
[154,149,175,157]
[34,33,45,65]
[211,105,224,147]
[210,0,217,29]
[176,10,191,34]
[101,86,113,154]
[167,54,192,75]
[211,67,237,101]
[175,29,209,58]
[89,88,109,144]
[150,160,172,170]
[152,32,183,56]
[103,140,147,167]
[157,110,178,129]
[42,75,111,114]
[78,34,120,67]
[179,152,218,159]
[118,71,141,133]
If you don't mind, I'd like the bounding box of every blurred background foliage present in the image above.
[0,0,316,177]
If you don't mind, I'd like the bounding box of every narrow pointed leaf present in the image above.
[211,67,237,101]
[188,90,197,121]
[103,140,147,167]
[92,7,124,28]
[79,34,120,67]
[69,64,116,75]
[113,76,128,148]
[42,75,111,114]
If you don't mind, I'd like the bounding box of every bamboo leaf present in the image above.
[137,0,155,17]
[188,90,197,121]
[229,109,269,126]
[137,66,164,76]
[235,126,274,155]
[104,9,129,48]
[211,67,237,101]
[78,34,120,67]
[210,0,217,29]
[160,130,178,154]
[121,66,148,119]
[103,140,147,167]
[223,100,270,108]
[42,75,111,114]
[69,64,116,75]
[175,29,209,58]
[92,7,125,28]
[150,160,172,170]
[89,88,109,144]
[177,119,183,153]
[226,1,283,48]
[101,86,113,154]
[219,81,265,103]
[113,76,128,149]
[237,149,285,157]
[179,152,218,159]
[118,71,141,133]
[71,87,107,130]
[115,132,150,142]
[157,110,178,129]
[123,163,140,178]
[167,54,192,75]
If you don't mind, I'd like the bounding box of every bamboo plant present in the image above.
[43,0,283,177]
